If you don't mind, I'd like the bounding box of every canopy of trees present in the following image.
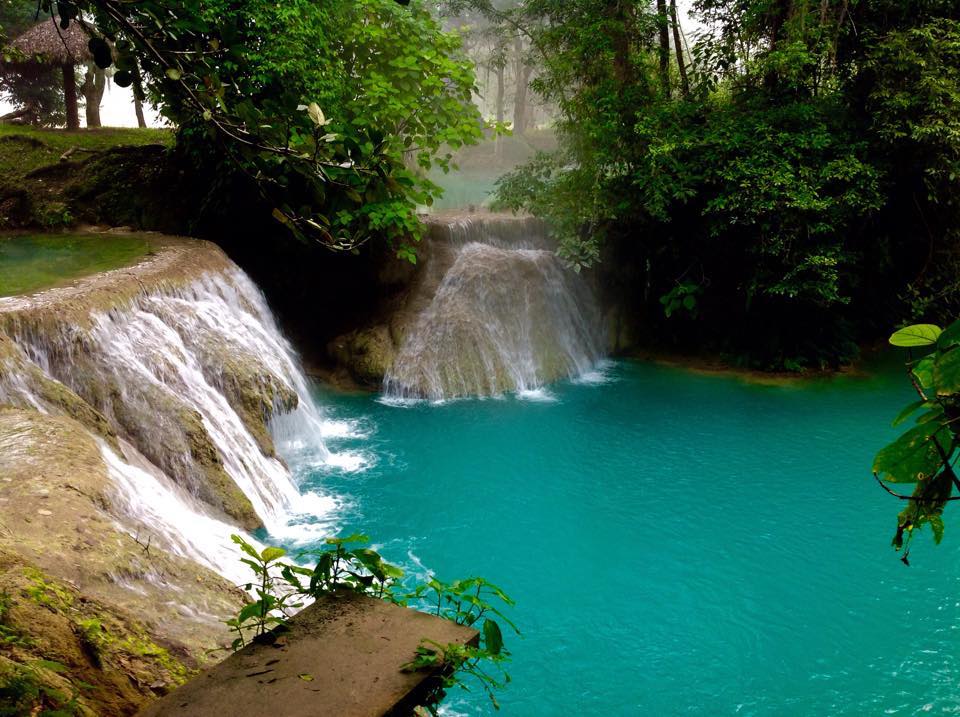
[487,0,960,370]
[19,0,486,257]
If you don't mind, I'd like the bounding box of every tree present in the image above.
[36,0,485,257]
[492,0,960,370]
[0,0,66,126]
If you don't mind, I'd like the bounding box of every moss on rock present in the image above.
[328,324,396,387]
[0,408,245,716]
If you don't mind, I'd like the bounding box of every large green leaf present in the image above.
[938,320,960,349]
[482,618,503,656]
[260,546,286,563]
[934,347,960,394]
[889,324,942,347]
[873,421,948,483]
[912,355,935,389]
[892,400,930,427]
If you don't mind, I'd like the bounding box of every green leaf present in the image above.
[482,619,503,655]
[237,602,263,624]
[892,400,931,427]
[934,348,960,394]
[231,535,261,561]
[165,68,182,81]
[889,324,942,347]
[298,673,314,681]
[873,422,948,483]
[938,321,960,349]
[260,546,286,563]
[913,355,935,389]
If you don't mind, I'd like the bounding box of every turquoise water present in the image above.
[293,359,960,716]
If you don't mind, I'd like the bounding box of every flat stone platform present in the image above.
[138,592,478,717]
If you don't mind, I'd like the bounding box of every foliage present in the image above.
[874,320,960,563]
[33,0,485,260]
[227,534,516,711]
[489,0,960,369]
[0,592,29,648]
[0,0,66,126]
[402,577,518,712]
[225,536,302,650]
[0,659,82,717]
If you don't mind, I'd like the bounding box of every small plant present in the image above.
[874,321,960,563]
[226,535,517,712]
[225,536,303,650]
[402,577,518,712]
[298,534,405,601]
[23,569,73,611]
[0,659,83,717]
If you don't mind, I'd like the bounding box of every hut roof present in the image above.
[9,17,93,65]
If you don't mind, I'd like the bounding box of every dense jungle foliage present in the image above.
[485,0,960,370]
[4,0,959,370]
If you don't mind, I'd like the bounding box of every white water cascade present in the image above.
[0,264,351,583]
[384,216,605,400]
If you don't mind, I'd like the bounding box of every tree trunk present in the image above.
[133,62,147,128]
[495,63,505,124]
[669,0,690,96]
[609,0,633,91]
[512,36,532,136]
[656,0,671,98]
[494,61,505,158]
[62,64,79,130]
[82,67,106,128]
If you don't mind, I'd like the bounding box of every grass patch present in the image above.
[0,233,150,297]
[0,125,173,180]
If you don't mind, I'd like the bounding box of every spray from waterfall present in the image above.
[384,217,605,400]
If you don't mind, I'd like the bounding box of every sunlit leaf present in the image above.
[889,324,942,347]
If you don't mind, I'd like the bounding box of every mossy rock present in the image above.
[328,324,396,386]
[0,409,245,716]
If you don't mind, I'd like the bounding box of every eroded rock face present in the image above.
[0,234,309,530]
[0,409,244,716]
[327,325,397,387]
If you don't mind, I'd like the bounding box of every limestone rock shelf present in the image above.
[139,592,478,717]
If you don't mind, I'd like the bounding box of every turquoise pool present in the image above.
[290,358,958,716]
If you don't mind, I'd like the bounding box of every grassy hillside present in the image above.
[0,125,172,180]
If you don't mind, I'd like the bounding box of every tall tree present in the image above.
[669,0,689,96]
[656,0,671,97]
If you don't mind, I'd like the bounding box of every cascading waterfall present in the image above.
[0,262,351,583]
[384,216,605,400]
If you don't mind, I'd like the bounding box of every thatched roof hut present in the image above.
[9,19,93,65]
[9,18,94,129]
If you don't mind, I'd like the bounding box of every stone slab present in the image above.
[138,592,478,717]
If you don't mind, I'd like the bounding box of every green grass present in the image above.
[0,233,151,297]
[0,125,173,180]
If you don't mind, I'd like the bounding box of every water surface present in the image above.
[289,359,959,716]
[0,233,149,296]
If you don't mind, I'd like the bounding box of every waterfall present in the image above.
[0,262,344,583]
[384,216,605,400]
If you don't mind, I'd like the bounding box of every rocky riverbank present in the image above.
[0,232,317,715]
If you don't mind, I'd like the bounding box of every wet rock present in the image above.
[0,409,245,716]
[327,324,396,387]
